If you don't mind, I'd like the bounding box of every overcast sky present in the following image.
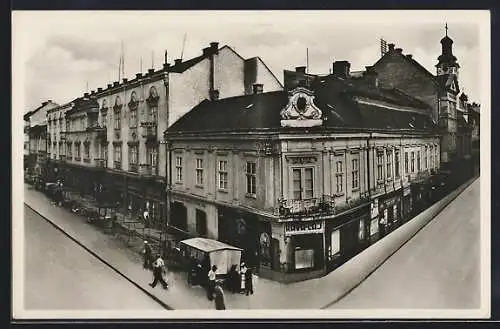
[13,11,486,112]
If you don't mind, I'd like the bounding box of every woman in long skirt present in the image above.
[239,262,247,293]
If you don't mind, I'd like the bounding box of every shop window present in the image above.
[246,161,256,195]
[195,209,207,237]
[295,249,315,270]
[352,158,359,190]
[377,153,384,181]
[292,167,313,200]
[370,217,379,236]
[404,152,409,174]
[329,229,341,260]
[218,160,228,190]
[175,156,183,183]
[196,158,204,186]
[358,218,366,241]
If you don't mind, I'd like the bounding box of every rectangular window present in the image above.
[129,145,138,164]
[395,150,400,178]
[424,147,428,169]
[246,161,256,195]
[404,152,409,174]
[196,158,204,186]
[430,146,434,169]
[175,156,183,182]
[75,144,81,158]
[114,145,122,162]
[114,112,121,130]
[147,147,158,174]
[218,160,228,190]
[335,160,343,193]
[84,144,90,159]
[129,110,137,127]
[377,153,384,181]
[58,144,63,158]
[149,106,158,122]
[292,168,314,200]
[101,114,107,128]
[411,151,415,173]
[67,143,73,158]
[417,151,421,171]
[387,151,393,179]
[352,158,359,189]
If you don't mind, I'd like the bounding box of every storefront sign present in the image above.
[381,196,399,209]
[285,220,323,235]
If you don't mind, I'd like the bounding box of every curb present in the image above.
[320,176,479,309]
[24,204,175,311]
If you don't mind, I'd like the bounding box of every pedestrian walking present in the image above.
[239,262,247,294]
[143,241,153,270]
[214,281,226,310]
[228,264,239,293]
[149,254,168,289]
[245,267,254,295]
[207,265,217,300]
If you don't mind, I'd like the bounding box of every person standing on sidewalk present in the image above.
[239,262,247,294]
[214,281,226,310]
[244,266,254,295]
[207,265,217,300]
[149,254,168,289]
[143,241,153,270]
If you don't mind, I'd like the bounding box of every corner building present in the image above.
[165,62,440,282]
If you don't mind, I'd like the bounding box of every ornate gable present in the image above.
[280,87,323,127]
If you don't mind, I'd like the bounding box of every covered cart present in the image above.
[179,238,242,286]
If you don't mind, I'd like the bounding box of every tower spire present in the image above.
[445,22,448,36]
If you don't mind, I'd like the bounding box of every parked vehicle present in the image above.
[179,238,243,287]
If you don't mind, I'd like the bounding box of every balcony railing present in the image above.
[278,195,335,217]
[139,164,157,177]
[129,163,138,173]
[278,193,371,218]
[95,158,107,168]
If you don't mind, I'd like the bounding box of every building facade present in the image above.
[24,100,59,176]
[48,42,283,230]
[165,63,441,282]
[371,28,479,172]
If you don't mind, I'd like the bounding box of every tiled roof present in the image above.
[373,51,437,85]
[167,76,436,135]
[168,55,208,73]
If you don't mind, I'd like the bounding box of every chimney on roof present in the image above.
[113,81,119,87]
[107,83,112,88]
[97,87,103,92]
[202,47,211,56]
[395,48,403,54]
[90,90,95,95]
[136,73,143,79]
[164,50,168,64]
[295,66,306,74]
[148,68,155,75]
[210,42,219,53]
[363,66,379,88]
[84,92,89,98]
[122,78,128,83]
[47,99,52,103]
[42,101,49,106]
[388,43,395,52]
[163,63,171,70]
[406,54,413,59]
[210,89,220,101]
[174,59,182,65]
[333,60,351,79]
[253,83,263,94]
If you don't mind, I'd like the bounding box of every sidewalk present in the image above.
[23,176,477,309]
